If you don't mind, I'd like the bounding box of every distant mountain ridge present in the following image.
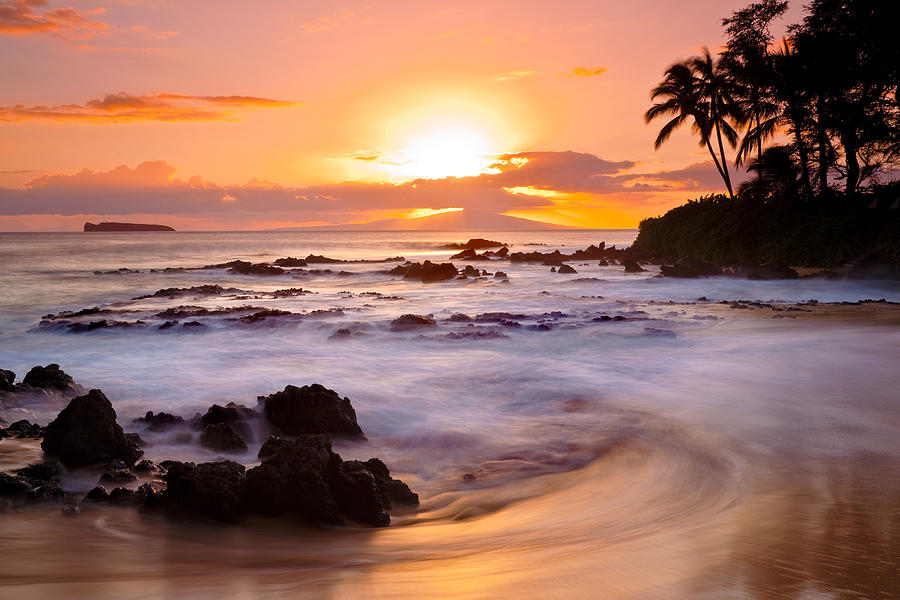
[84,222,175,232]
[266,210,572,231]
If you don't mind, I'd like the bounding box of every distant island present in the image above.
[84,222,175,232]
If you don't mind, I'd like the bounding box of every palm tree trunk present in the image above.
[794,127,814,200]
[714,120,735,198]
[705,139,729,187]
[816,95,829,196]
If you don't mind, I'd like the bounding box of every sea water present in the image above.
[0,230,898,599]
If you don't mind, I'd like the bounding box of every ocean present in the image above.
[0,230,899,599]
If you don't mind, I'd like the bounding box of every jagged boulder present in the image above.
[133,411,185,431]
[390,314,437,331]
[622,259,645,273]
[161,460,247,522]
[557,264,577,274]
[0,369,15,392]
[22,364,76,391]
[41,389,143,467]
[246,435,418,527]
[260,384,363,437]
[388,261,458,283]
[199,423,248,452]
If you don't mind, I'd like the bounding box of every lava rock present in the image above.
[0,473,30,494]
[227,261,285,276]
[85,485,110,501]
[622,259,645,273]
[200,423,248,452]
[388,261,458,283]
[133,411,185,431]
[0,420,44,439]
[22,364,75,390]
[161,460,247,522]
[133,459,163,473]
[0,369,14,391]
[273,257,308,267]
[41,389,143,467]
[245,435,341,523]
[260,384,363,437]
[660,261,722,278]
[557,264,577,274]
[390,313,437,331]
[100,469,137,484]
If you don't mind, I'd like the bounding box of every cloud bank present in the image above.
[0,151,734,229]
[0,92,298,123]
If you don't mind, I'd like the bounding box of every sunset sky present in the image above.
[0,0,802,230]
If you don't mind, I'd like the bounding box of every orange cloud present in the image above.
[0,92,299,123]
[494,70,535,81]
[559,66,608,78]
[0,0,107,41]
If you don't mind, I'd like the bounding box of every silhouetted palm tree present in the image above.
[737,145,802,206]
[645,51,741,199]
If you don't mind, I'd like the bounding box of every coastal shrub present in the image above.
[633,190,900,268]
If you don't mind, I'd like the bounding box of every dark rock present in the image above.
[494,271,507,278]
[329,328,352,339]
[449,248,477,260]
[84,485,110,501]
[273,257,308,267]
[100,469,137,484]
[260,384,363,437]
[660,261,722,278]
[745,264,800,280]
[108,487,143,505]
[161,460,247,522]
[41,389,143,467]
[362,458,419,506]
[304,254,341,263]
[447,313,472,322]
[327,459,389,526]
[622,259,645,273]
[557,264,577,274]
[390,314,437,331]
[0,473,30,494]
[245,435,341,523]
[0,369,15,391]
[199,403,256,429]
[134,285,230,300]
[182,321,206,329]
[227,261,285,276]
[388,261,458,283]
[460,265,482,277]
[443,238,505,250]
[28,482,64,501]
[22,364,76,390]
[0,420,44,439]
[15,461,60,485]
[134,459,163,473]
[239,309,293,324]
[246,435,416,527]
[133,411,185,431]
[200,423,248,452]
[550,267,556,272]
[598,259,609,266]
[158,320,179,330]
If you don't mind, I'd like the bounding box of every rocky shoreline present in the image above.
[0,366,418,527]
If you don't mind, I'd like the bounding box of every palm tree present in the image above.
[737,40,815,199]
[645,49,741,198]
[737,145,802,207]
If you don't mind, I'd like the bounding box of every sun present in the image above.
[388,126,494,179]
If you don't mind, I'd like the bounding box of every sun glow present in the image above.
[385,126,495,179]
[405,207,464,219]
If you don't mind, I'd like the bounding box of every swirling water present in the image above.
[0,230,898,599]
